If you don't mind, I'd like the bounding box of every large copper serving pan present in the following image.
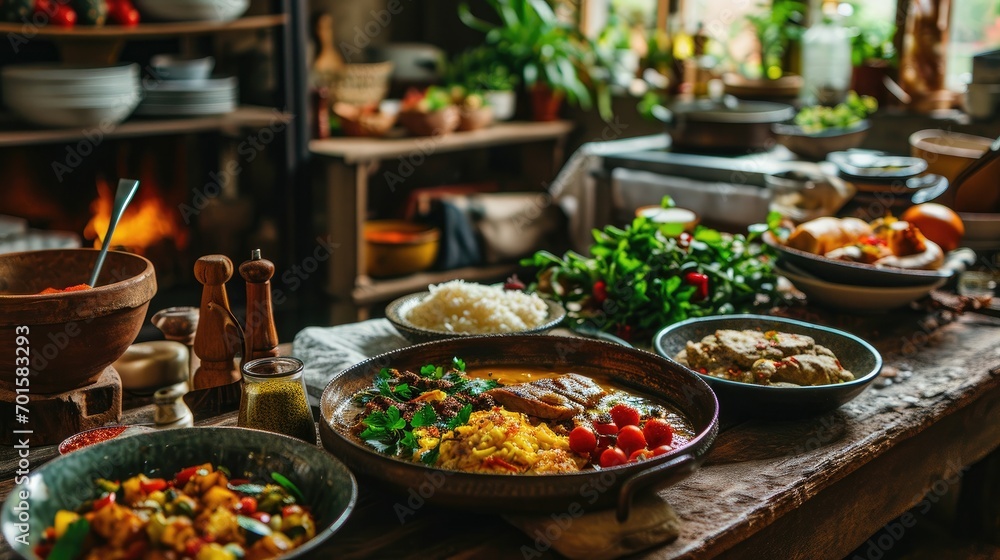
[320,335,718,521]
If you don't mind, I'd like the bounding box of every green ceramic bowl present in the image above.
[1,427,357,559]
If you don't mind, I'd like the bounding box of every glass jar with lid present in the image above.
[237,356,316,443]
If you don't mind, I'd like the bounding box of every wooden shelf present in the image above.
[310,121,575,164]
[0,15,287,40]
[0,106,293,147]
[0,15,288,63]
[351,264,519,307]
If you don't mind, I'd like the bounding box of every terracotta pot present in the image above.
[530,84,565,122]
[0,249,157,394]
[851,62,890,106]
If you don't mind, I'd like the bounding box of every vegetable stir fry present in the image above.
[37,465,316,560]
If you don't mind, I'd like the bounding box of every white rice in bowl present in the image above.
[405,280,550,334]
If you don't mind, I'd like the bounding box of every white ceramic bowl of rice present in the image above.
[385,280,566,343]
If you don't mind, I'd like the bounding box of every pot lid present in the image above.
[669,98,795,123]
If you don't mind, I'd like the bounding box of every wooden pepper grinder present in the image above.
[192,255,240,390]
[239,249,280,360]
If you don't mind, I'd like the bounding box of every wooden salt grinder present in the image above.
[192,255,240,390]
[239,249,279,360]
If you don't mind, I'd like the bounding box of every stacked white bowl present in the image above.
[1,64,141,128]
[138,55,237,117]
[134,0,250,22]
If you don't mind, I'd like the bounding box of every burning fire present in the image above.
[84,176,188,252]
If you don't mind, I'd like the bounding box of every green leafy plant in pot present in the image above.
[458,0,611,121]
[743,0,806,80]
[446,46,519,121]
[847,17,896,104]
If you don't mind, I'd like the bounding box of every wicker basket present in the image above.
[328,62,394,106]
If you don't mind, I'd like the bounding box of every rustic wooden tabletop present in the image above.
[1,303,998,559]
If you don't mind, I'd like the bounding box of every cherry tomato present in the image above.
[238,496,257,515]
[598,447,628,468]
[568,426,597,454]
[616,425,647,454]
[609,404,641,428]
[594,421,618,436]
[642,418,674,448]
[251,511,271,524]
[93,492,115,510]
[110,5,140,26]
[650,445,672,457]
[628,449,652,462]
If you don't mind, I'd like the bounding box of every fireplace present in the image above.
[0,131,306,338]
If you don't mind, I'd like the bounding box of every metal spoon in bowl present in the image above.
[88,178,140,287]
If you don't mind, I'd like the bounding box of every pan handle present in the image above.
[615,453,697,523]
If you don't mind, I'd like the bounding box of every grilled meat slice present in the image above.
[485,374,606,421]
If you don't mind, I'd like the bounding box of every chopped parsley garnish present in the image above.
[356,359,494,464]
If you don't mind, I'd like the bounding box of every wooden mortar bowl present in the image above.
[0,249,156,394]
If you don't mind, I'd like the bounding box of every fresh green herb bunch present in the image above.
[522,210,783,343]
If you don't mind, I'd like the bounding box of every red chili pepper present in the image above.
[592,280,607,303]
[93,492,115,511]
[140,478,167,493]
[175,466,200,485]
[683,272,709,301]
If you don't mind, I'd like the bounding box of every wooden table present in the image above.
[309,121,574,324]
[2,306,999,559]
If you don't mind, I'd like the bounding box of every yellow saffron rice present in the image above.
[413,408,586,474]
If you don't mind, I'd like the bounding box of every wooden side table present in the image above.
[309,121,573,324]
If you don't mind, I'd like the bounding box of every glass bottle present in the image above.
[800,1,852,105]
[238,357,316,443]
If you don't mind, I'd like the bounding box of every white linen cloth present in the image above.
[293,319,408,403]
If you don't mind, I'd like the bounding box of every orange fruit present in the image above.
[900,203,965,252]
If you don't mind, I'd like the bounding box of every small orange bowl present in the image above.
[364,220,440,277]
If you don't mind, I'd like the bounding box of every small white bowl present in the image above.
[150,55,216,81]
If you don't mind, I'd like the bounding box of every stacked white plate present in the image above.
[1,64,141,128]
[136,76,238,117]
[134,0,249,22]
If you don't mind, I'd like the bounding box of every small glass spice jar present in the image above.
[237,357,316,443]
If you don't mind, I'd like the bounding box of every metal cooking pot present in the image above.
[654,98,795,153]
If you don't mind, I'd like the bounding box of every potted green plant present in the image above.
[446,46,519,121]
[459,0,609,121]
[848,20,896,104]
[723,0,805,98]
